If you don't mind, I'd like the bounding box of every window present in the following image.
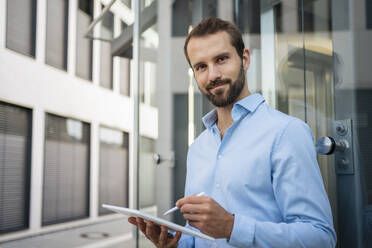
[100,9,114,89]
[367,0,372,29]
[0,102,31,234]
[120,21,131,96]
[42,114,90,226]
[76,0,93,80]
[98,127,129,215]
[120,58,131,96]
[6,0,37,57]
[46,0,69,70]
[139,137,156,208]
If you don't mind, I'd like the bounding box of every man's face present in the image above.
[187,31,250,107]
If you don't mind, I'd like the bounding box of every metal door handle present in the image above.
[316,136,349,155]
[153,153,174,165]
[316,119,354,174]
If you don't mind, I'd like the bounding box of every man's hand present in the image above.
[128,217,181,248]
[176,195,234,239]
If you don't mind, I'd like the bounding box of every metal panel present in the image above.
[334,119,355,175]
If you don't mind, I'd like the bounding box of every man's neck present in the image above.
[216,89,251,138]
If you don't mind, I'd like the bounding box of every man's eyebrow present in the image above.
[213,52,230,60]
[192,62,204,68]
[192,52,231,68]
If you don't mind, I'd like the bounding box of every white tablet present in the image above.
[102,204,215,242]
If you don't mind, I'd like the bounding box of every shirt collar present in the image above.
[202,93,265,129]
[233,93,265,113]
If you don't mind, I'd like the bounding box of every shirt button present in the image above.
[217,154,222,159]
[216,184,220,188]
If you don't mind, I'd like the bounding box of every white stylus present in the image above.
[163,192,205,216]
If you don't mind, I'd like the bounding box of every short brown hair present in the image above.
[184,18,245,66]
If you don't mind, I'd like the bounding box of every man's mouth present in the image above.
[206,79,231,91]
[209,83,226,90]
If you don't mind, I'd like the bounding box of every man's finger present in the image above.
[158,226,168,247]
[180,203,206,214]
[146,221,160,241]
[177,195,209,207]
[167,231,182,248]
[188,220,203,231]
[136,218,147,234]
[128,217,137,226]
[183,213,204,221]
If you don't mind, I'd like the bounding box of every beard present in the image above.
[203,65,245,107]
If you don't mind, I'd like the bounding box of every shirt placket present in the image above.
[211,111,248,208]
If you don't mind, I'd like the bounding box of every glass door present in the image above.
[138,0,160,247]
[259,0,372,247]
[137,0,178,247]
[259,0,337,210]
[327,0,372,247]
[283,0,372,247]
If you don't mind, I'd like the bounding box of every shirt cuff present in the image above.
[228,213,256,247]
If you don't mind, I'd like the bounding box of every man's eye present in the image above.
[217,56,227,63]
[196,65,206,71]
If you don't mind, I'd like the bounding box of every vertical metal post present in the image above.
[131,0,141,247]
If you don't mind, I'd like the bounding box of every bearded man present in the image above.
[129,17,336,248]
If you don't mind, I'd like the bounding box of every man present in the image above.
[129,18,336,248]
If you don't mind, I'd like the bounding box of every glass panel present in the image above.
[6,0,37,57]
[301,0,337,230]
[0,102,31,234]
[43,114,90,226]
[98,127,129,216]
[139,136,156,209]
[119,21,131,96]
[138,1,159,246]
[76,0,93,80]
[238,0,338,239]
[100,9,114,89]
[46,0,68,70]
[331,0,372,246]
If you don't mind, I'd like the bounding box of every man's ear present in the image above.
[242,48,250,70]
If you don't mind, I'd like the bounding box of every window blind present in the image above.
[46,0,68,70]
[0,102,31,234]
[6,0,37,57]
[76,0,93,80]
[42,114,90,226]
[98,128,128,215]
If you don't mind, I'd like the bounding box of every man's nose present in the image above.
[208,65,222,82]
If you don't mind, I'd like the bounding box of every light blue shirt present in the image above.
[178,93,336,248]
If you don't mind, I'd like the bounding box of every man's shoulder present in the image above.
[255,103,302,130]
[259,103,313,140]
